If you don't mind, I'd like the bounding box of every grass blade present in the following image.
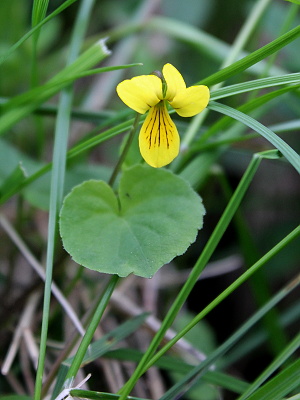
[199,24,300,86]
[245,358,300,400]
[34,1,99,399]
[208,101,300,173]
[210,73,300,100]
[238,331,300,399]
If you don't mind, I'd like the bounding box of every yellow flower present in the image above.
[116,63,210,168]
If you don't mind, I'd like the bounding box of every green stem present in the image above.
[109,113,141,186]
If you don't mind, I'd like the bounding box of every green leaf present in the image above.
[59,165,205,278]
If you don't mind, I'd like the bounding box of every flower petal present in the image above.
[116,75,163,114]
[139,103,180,168]
[170,85,210,117]
[163,63,186,101]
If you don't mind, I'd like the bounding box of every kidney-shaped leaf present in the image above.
[59,165,205,278]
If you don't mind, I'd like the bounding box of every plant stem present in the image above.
[109,113,141,186]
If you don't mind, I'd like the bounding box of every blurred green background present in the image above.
[0,1,299,399]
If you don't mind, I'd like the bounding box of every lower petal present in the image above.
[139,103,180,168]
[170,85,210,117]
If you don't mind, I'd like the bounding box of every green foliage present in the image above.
[0,1,300,400]
[60,165,205,277]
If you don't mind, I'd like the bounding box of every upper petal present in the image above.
[170,85,210,117]
[116,75,163,114]
[163,63,186,101]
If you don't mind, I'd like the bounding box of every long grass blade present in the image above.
[199,24,300,86]
[34,1,99,399]
[210,73,300,100]
[208,101,300,173]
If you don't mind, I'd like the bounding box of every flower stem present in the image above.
[109,113,141,186]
